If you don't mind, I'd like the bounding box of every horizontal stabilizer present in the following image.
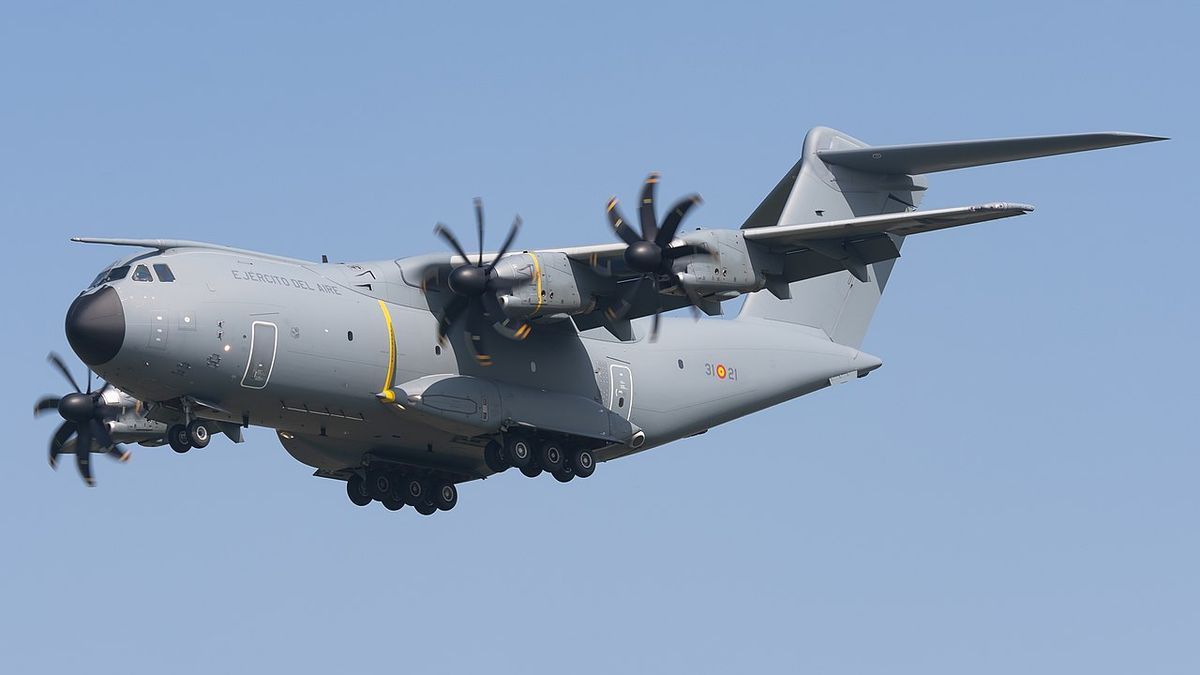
[743,202,1033,245]
[817,132,1166,175]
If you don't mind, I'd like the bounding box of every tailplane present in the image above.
[738,127,1164,348]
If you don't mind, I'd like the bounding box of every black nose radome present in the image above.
[65,286,125,365]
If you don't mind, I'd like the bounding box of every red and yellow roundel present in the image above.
[715,364,727,379]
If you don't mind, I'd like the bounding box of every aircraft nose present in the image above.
[65,286,126,365]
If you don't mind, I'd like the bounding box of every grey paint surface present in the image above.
[64,126,1164,494]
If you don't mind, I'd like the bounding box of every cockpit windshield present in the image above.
[89,265,131,288]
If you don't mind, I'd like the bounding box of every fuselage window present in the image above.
[153,263,176,282]
[132,264,153,282]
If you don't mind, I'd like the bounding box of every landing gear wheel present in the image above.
[186,420,211,448]
[570,448,595,478]
[433,483,458,511]
[519,464,543,478]
[537,441,564,472]
[167,424,191,454]
[483,440,508,473]
[414,501,437,516]
[504,434,534,469]
[367,471,393,501]
[553,469,575,483]
[381,496,405,511]
[346,475,372,507]
[402,477,427,507]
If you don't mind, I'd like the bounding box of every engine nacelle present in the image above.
[673,229,765,297]
[491,251,594,319]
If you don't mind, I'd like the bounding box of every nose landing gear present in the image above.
[166,420,213,454]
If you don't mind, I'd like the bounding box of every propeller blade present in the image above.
[662,243,712,260]
[681,283,706,321]
[35,396,60,417]
[86,369,93,394]
[604,276,645,322]
[434,223,473,264]
[606,198,642,246]
[75,421,94,486]
[107,445,131,462]
[656,194,702,247]
[486,215,522,274]
[474,197,485,267]
[49,421,76,468]
[639,172,660,242]
[48,353,82,393]
[436,295,470,343]
[482,293,531,341]
[464,307,493,366]
[648,278,663,342]
[91,418,115,450]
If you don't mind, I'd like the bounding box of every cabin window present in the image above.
[153,263,176,282]
[132,264,153,282]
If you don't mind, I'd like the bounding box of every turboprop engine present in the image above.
[490,251,596,319]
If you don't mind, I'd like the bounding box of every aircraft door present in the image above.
[241,321,278,389]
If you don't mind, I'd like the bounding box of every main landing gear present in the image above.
[167,420,212,454]
[345,466,459,516]
[484,433,598,483]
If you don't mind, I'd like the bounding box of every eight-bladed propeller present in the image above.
[604,172,708,340]
[427,199,527,365]
[33,352,129,486]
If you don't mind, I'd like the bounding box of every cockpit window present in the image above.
[132,264,153,282]
[96,265,131,286]
[153,263,176,282]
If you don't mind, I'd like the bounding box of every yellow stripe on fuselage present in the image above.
[378,299,396,395]
[528,251,543,315]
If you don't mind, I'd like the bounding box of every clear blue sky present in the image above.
[3,2,1196,673]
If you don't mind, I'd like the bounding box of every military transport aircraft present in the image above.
[35,126,1164,515]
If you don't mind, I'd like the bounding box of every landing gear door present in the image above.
[606,360,633,420]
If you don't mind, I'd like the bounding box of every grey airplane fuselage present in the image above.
[83,245,876,476]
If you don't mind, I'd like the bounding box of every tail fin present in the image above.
[738,127,1164,348]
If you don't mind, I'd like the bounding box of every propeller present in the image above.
[426,198,527,365]
[33,353,129,486]
[603,172,708,340]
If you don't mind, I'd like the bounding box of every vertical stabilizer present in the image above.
[739,127,923,348]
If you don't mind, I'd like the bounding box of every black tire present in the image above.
[381,496,405,511]
[553,469,574,483]
[346,475,372,506]
[402,476,427,506]
[414,501,437,516]
[186,420,211,448]
[570,448,595,478]
[167,424,191,454]
[519,464,543,478]
[537,441,564,472]
[504,434,534,469]
[483,440,508,473]
[433,482,458,511]
[367,470,392,501]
